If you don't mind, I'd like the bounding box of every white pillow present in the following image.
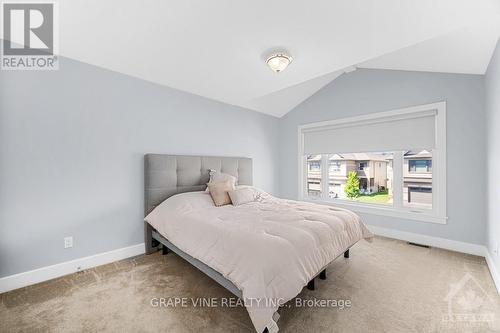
[205,170,237,191]
[228,188,256,206]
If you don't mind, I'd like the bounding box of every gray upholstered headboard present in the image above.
[144,154,253,215]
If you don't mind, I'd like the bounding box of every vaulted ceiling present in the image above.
[32,1,500,116]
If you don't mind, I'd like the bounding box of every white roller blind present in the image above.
[303,110,436,154]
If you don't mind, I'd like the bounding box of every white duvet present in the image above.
[145,187,372,333]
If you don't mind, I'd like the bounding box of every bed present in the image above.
[143,154,372,333]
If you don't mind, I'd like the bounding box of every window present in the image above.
[409,159,432,173]
[309,161,321,171]
[329,160,341,172]
[307,151,434,210]
[327,152,393,205]
[404,151,433,209]
[298,102,447,224]
[306,155,322,197]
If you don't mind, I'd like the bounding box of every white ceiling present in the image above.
[359,20,500,74]
[6,0,500,117]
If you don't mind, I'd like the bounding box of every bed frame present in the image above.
[144,154,254,298]
[143,154,350,332]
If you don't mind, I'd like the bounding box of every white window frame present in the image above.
[297,102,447,224]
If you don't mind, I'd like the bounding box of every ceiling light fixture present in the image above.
[266,52,293,73]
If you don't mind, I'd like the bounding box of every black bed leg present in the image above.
[307,278,315,290]
[344,249,350,258]
[263,328,269,333]
[162,245,169,255]
[144,221,159,254]
[319,269,326,280]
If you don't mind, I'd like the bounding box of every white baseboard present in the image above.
[485,250,500,295]
[366,225,485,256]
[0,243,145,294]
[2,228,498,296]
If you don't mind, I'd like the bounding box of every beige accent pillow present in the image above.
[207,181,234,206]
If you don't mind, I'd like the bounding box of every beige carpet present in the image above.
[1,236,499,333]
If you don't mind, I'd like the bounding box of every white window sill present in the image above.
[300,197,448,224]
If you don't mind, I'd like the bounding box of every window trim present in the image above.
[297,102,447,224]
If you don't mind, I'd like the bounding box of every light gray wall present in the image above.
[0,57,280,277]
[486,39,500,271]
[0,56,492,279]
[279,68,486,245]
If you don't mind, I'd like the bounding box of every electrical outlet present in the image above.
[64,236,73,249]
[495,243,499,256]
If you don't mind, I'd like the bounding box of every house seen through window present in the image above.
[306,150,433,209]
[403,150,433,209]
[306,155,322,197]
